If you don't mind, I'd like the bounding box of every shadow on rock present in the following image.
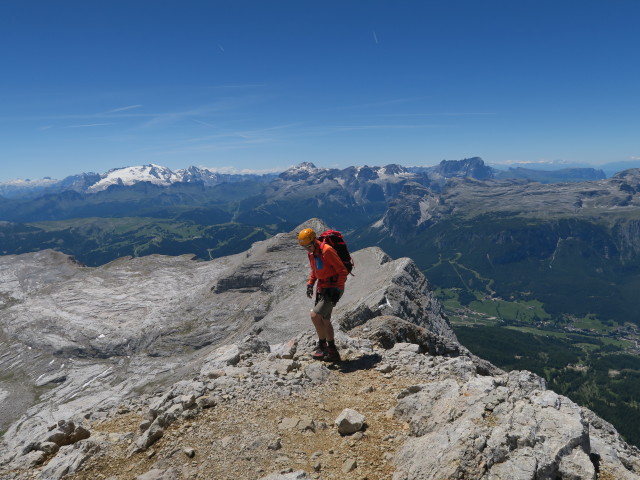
[334,353,383,373]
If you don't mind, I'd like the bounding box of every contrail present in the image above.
[68,123,113,128]
[193,119,216,128]
[106,105,142,113]
[372,30,379,44]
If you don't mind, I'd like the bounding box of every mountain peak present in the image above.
[436,157,493,178]
[279,162,322,180]
[380,163,409,176]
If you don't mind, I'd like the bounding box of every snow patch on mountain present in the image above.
[87,164,182,192]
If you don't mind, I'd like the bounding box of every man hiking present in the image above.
[298,227,348,362]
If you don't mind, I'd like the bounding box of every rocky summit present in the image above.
[1,219,639,479]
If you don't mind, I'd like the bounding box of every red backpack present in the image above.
[318,229,354,274]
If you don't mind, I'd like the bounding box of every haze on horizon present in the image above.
[1,1,639,182]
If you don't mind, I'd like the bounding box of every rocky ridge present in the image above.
[3,330,640,480]
[0,219,639,479]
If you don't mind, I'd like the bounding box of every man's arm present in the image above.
[307,253,317,285]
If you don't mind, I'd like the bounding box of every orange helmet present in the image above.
[298,228,317,246]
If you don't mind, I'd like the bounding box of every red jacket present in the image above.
[307,241,348,290]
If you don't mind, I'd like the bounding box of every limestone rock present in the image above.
[335,408,366,435]
[39,440,100,480]
[132,420,165,453]
[200,345,241,377]
[270,337,298,359]
[182,447,195,458]
[352,315,460,356]
[303,362,331,384]
[39,441,60,456]
[238,334,271,355]
[12,450,47,469]
[390,362,612,480]
[195,394,216,409]
[342,458,358,473]
[45,420,90,447]
[558,449,597,480]
[267,438,282,451]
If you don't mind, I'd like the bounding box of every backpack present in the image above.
[318,229,354,274]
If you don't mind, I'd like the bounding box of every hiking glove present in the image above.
[325,287,343,304]
[306,283,314,298]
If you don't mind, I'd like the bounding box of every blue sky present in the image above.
[1,0,639,181]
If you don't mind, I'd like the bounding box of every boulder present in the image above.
[335,408,366,435]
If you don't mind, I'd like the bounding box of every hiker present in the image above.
[298,227,348,362]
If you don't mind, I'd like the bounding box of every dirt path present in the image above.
[69,357,423,480]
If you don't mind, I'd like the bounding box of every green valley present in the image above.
[0,218,276,266]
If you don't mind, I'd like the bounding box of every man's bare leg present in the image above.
[311,311,334,341]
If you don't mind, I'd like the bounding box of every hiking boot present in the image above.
[322,345,341,363]
[312,342,328,360]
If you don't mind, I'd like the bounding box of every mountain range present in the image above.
[0,158,607,200]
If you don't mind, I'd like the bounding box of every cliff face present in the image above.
[0,220,639,480]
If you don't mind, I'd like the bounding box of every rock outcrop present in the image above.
[1,219,639,479]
